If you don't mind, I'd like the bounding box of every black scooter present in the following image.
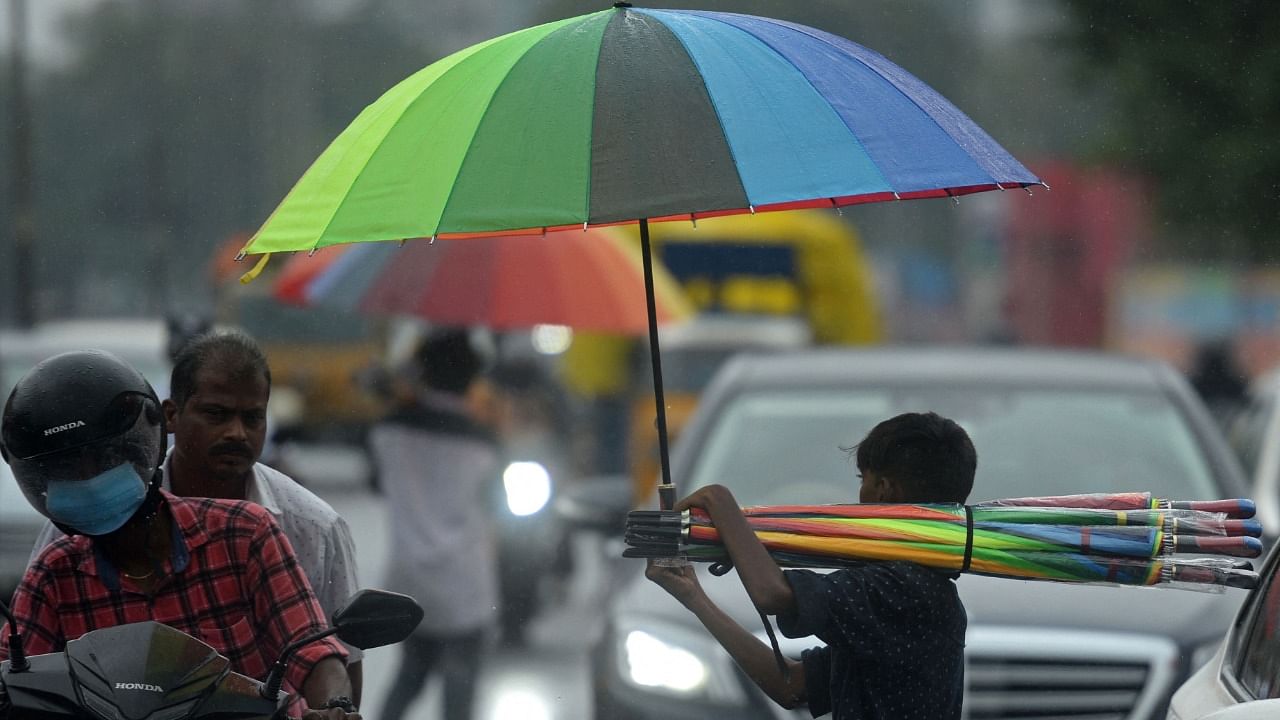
[0,589,423,719]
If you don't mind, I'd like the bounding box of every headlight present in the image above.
[504,461,552,516]
[614,618,749,706]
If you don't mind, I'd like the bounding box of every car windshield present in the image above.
[687,385,1220,506]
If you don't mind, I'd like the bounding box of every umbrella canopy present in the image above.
[238,5,1042,507]
[243,6,1040,252]
[273,228,694,334]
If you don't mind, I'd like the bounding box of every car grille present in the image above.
[967,657,1148,718]
[965,627,1179,720]
[753,626,1178,720]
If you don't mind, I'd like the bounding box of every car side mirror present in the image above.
[332,589,424,650]
[553,474,633,533]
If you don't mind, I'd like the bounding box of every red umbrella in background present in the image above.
[273,226,694,335]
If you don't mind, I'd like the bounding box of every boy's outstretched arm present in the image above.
[675,484,795,615]
[646,560,806,708]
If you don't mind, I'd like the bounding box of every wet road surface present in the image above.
[325,487,616,720]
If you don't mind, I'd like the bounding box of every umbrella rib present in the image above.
[741,14,1006,188]
[664,9,894,202]
[581,15,606,230]
[633,9,752,215]
[314,18,590,250]
[306,37,514,252]
[436,20,588,236]
[689,14,895,197]
[289,99,417,254]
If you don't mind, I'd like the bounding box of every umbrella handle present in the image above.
[1169,498,1256,518]
[1171,535,1263,558]
[658,483,677,511]
[639,217,676,506]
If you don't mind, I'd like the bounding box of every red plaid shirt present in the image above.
[0,491,345,695]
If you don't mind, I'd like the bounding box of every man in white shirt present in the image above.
[29,330,365,704]
[368,328,500,720]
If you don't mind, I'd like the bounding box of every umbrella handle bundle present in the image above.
[623,492,1262,590]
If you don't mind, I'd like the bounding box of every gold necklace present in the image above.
[122,567,156,580]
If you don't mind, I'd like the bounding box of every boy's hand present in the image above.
[674,484,736,514]
[646,558,705,607]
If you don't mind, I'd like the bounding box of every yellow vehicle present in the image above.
[561,209,883,506]
[210,240,386,443]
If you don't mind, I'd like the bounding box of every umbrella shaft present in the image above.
[640,218,675,506]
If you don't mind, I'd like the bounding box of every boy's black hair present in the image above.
[170,330,272,409]
[416,328,481,395]
[848,412,976,504]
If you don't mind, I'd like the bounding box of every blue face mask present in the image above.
[45,463,147,536]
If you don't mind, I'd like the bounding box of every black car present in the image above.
[590,347,1255,720]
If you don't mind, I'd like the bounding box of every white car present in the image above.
[1168,538,1280,718]
[1227,368,1280,535]
[586,347,1253,720]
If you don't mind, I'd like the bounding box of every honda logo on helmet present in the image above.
[43,420,86,436]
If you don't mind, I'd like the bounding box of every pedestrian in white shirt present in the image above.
[368,328,500,720]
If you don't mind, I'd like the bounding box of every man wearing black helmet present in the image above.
[29,329,366,704]
[0,350,359,719]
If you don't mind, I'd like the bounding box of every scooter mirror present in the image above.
[0,596,28,672]
[332,589,424,650]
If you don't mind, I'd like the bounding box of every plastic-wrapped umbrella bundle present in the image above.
[623,492,1263,590]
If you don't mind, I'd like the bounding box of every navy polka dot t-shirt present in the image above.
[777,561,966,719]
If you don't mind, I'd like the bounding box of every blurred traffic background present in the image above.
[4,1,1280,719]
[8,0,1280,489]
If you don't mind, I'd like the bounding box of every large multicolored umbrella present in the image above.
[624,492,1262,590]
[272,227,693,334]
[238,4,1042,507]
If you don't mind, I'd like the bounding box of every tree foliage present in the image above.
[1059,0,1280,260]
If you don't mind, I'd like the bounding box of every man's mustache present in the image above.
[211,442,254,459]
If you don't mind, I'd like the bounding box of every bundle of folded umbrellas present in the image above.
[624,492,1263,590]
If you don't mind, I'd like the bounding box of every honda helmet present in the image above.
[1,350,164,527]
